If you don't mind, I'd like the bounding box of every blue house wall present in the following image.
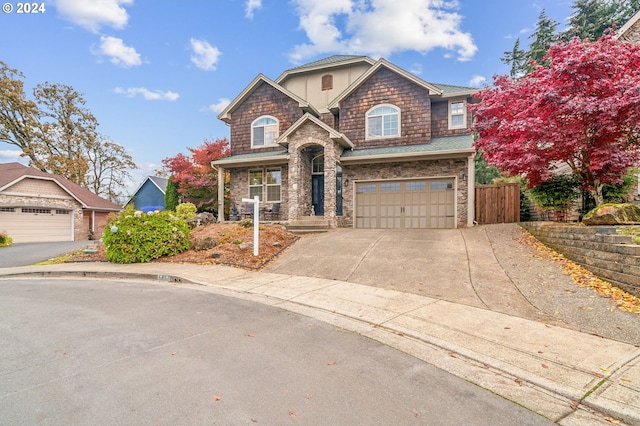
[132,179,165,210]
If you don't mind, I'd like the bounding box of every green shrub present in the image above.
[176,202,197,220]
[0,231,13,247]
[102,207,190,263]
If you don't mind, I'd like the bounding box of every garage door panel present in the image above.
[0,209,72,242]
[356,179,455,229]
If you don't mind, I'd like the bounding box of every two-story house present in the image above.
[212,55,476,229]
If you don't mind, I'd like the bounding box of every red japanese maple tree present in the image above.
[162,137,230,210]
[471,34,640,205]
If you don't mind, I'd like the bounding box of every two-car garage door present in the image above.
[0,207,72,242]
[355,179,455,229]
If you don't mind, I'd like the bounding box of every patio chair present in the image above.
[241,203,253,219]
[263,203,280,221]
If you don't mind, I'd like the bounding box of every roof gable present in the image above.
[276,113,354,148]
[217,74,320,123]
[327,58,449,111]
[126,175,169,206]
[617,9,640,41]
[0,162,122,211]
[275,55,375,84]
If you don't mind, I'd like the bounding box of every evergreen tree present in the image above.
[500,38,528,78]
[164,175,180,211]
[561,0,630,41]
[527,9,560,71]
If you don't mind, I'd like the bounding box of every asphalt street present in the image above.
[0,278,553,425]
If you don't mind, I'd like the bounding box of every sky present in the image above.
[0,0,576,195]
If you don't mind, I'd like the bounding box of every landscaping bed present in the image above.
[67,223,298,269]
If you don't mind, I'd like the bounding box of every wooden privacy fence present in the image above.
[475,183,521,224]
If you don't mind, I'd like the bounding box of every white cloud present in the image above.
[54,0,133,33]
[114,87,180,101]
[206,98,231,113]
[94,36,142,67]
[245,0,262,19]
[190,38,221,71]
[469,75,487,87]
[289,0,477,63]
[0,150,27,163]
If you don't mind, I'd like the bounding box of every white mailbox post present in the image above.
[241,195,259,256]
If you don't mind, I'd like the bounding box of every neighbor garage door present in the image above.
[355,179,455,229]
[0,207,73,242]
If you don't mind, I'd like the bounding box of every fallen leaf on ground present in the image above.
[213,395,221,401]
[519,229,640,316]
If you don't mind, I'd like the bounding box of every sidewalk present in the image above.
[1,261,639,425]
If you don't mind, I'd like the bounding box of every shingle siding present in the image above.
[339,68,432,149]
[230,82,304,155]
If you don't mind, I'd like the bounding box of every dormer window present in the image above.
[252,116,278,147]
[321,74,333,91]
[449,100,467,129]
[366,104,400,139]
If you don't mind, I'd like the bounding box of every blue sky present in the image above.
[1,0,575,193]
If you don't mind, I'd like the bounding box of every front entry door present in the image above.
[312,174,324,215]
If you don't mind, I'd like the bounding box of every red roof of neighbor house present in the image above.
[0,162,123,211]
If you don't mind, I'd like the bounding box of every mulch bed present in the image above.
[66,223,298,270]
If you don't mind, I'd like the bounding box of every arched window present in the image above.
[312,154,324,173]
[366,104,400,139]
[252,116,278,147]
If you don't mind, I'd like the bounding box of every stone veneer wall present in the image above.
[340,157,469,228]
[521,222,640,297]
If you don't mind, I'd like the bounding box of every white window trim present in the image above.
[365,103,400,140]
[251,115,279,148]
[448,99,467,130]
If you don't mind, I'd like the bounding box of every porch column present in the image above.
[287,145,301,220]
[323,145,337,227]
[217,165,225,223]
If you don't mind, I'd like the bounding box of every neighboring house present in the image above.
[0,162,122,242]
[212,55,476,229]
[617,10,640,204]
[126,176,168,211]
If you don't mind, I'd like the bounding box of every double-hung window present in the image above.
[249,169,263,200]
[366,104,399,139]
[252,116,278,147]
[449,100,466,129]
[248,167,282,202]
[265,168,281,202]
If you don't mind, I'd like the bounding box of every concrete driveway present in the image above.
[265,226,539,316]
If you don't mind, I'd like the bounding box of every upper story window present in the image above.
[366,104,400,139]
[321,74,333,91]
[252,116,279,148]
[449,100,467,129]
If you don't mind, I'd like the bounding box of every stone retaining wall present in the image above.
[521,222,640,297]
